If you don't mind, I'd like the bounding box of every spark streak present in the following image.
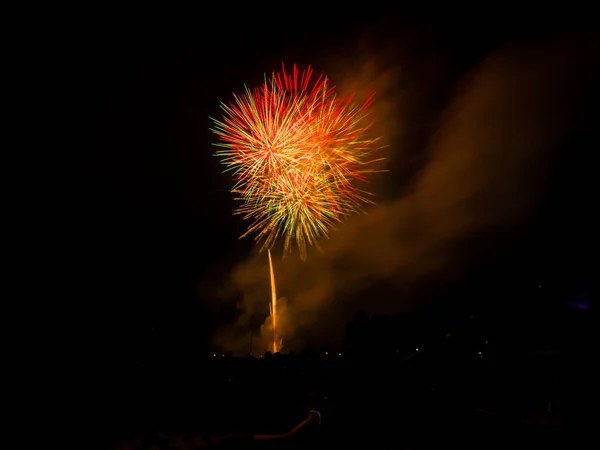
[267,249,280,353]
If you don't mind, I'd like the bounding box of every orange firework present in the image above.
[211,63,381,260]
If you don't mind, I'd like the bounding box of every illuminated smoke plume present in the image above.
[213,32,597,353]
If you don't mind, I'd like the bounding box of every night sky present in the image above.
[64,16,595,360]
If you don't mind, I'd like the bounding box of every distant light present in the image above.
[222,354,225,357]
[478,352,482,355]
[325,352,328,355]
[416,348,419,352]
[338,353,342,356]
[485,341,488,344]
[213,353,216,357]
[539,285,542,288]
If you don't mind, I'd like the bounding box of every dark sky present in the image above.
[65,16,595,358]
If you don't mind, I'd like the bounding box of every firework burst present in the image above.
[211,63,381,259]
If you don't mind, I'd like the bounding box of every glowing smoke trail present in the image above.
[267,249,280,353]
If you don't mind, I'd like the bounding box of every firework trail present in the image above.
[211,63,381,260]
[267,249,281,353]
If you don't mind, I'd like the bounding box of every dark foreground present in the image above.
[74,309,591,449]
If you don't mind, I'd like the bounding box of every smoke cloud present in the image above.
[213,32,598,353]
